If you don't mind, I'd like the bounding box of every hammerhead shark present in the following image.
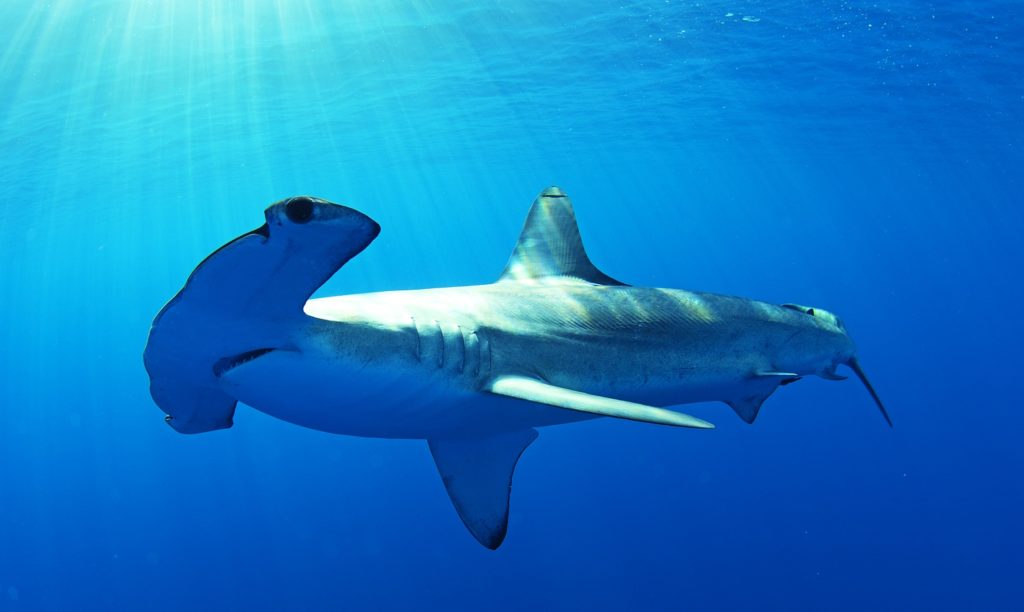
[144,187,890,549]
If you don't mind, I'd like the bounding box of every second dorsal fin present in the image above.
[498,187,625,285]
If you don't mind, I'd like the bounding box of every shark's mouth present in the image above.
[213,348,276,377]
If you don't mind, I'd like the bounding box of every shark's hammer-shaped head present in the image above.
[143,197,380,434]
[780,303,892,427]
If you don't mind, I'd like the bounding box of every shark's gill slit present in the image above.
[213,348,275,377]
[482,331,492,376]
[455,325,466,373]
[434,320,444,369]
[465,331,481,376]
[411,316,421,362]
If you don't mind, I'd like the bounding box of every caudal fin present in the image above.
[847,357,893,428]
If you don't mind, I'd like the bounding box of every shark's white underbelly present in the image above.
[216,347,763,439]
[219,350,599,438]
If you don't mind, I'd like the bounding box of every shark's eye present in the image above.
[286,198,314,224]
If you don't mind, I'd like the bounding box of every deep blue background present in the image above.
[1,1,1021,610]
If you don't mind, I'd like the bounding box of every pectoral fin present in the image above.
[488,375,714,429]
[429,429,538,550]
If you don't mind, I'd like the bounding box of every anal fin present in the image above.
[488,375,714,429]
[429,429,538,550]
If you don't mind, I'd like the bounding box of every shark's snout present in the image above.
[144,195,382,435]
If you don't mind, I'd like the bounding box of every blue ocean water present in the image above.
[1,0,1021,609]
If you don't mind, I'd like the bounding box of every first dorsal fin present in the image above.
[498,187,625,285]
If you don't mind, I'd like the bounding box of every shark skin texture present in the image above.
[143,187,890,549]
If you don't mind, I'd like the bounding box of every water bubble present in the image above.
[742,16,761,23]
